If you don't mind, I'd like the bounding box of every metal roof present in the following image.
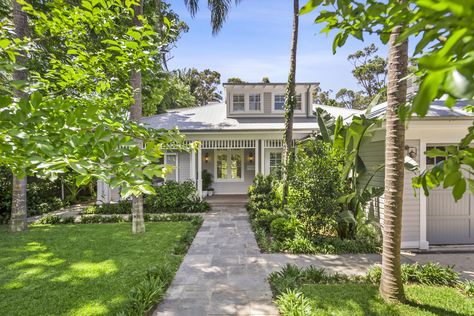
[141,103,319,132]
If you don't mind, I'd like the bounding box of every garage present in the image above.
[426,144,474,245]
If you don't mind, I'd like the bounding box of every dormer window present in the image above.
[249,93,261,111]
[274,94,285,111]
[233,94,245,112]
[295,94,302,110]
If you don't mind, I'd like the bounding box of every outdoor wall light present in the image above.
[405,145,417,159]
[204,152,209,163]
[249,152,254,163]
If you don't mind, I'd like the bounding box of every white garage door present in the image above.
[427,145,474,245]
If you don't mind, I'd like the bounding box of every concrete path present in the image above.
[154,206,279,316]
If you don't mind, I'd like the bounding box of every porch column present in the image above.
[419,140,429,249]
[190,148,196,183]
[255,139,259,176]
[261,140,265,175]
[197,145,203,198]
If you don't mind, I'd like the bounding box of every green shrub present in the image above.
[288,140,347,239]
[366,263,460,287]
[271,217,300,242]
[119,265,174,316]
[282,236,316,254]
[202,169,213,191]
[84,201,132,214]
[37,215,62,224]
[247,174,280,217]
[459,280,474,296]
[182,195,211,213]
[269,264,304,294]
[144,180,206,213]
[254,209,280,231]
[275,290,313,316]
[62,216,76,224]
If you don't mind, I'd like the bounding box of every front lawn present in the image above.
[299,283,474,316]
[0,222,196,316]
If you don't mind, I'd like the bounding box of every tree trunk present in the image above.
[281,0,299,206]
[10,0,28,232]
[130,0,145,234]
[380,24,408,302]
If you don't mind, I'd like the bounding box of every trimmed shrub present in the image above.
[84,201,132,214]
[247,174,280,217]
[460,280,474,296]
[37,215,62,225]
[254,209,280,231]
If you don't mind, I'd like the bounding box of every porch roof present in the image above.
[141,103,320,132]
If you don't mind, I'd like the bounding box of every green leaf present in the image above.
[413,71,445,117]
[300,0,324,15]
[453,178,466,201]
[138,184,155,195]
[30,91,42,108]
[443,171,461,188]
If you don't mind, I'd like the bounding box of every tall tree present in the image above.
[380,23,408,302]
[10,0,28,232]
[281,0,299,206]
[130,0,146,234]
[184,0,241,34]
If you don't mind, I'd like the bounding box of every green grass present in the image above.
[298,283,474,316]
[0,222,194,316]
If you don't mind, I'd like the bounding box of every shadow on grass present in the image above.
[0,222,190,316]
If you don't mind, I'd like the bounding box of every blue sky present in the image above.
[167,0,388,94]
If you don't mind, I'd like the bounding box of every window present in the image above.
[274,94,285,111]
[232,94,245,112]
[215,150,243,181]
[295,94,302,111]
[269,152,282,175]
[165,153,178,181]
[249,93,261,111]
[426,145,449,165]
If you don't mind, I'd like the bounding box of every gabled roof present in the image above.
[367,99,473,119]
[141,103,319,132]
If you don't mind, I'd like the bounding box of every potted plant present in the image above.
[202,169,213,197]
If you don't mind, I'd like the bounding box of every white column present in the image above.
[197,145,203,198]
[419,140,429,249]
[261,140,265,175]
[255,140,259,176]
[190,149,196,183]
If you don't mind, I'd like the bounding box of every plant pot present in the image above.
[202,190,208,197]
[208,190,214,197]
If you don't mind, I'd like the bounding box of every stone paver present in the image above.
[154,206,279,316]
[154,205,474,315]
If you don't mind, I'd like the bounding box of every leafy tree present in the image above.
[227,77,246,84]
[176,68,222,105]
[262,76,270,83]
[0,0,189,231]
[281,0,299,206]
[348,44,387,98]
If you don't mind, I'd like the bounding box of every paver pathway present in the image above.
[154,204,474,316]
[154,206,279,316]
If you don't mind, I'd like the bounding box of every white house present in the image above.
[97,82,473,249]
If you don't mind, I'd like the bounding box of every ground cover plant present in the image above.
[270,264,474,316]
[0,219,201,316]
[247,140,382,254]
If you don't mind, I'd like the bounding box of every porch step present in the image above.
[205,194,248,207]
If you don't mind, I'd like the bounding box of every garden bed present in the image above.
[0,219,202,315]
[269,264,474,316]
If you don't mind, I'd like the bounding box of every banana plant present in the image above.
[314,107,384,239]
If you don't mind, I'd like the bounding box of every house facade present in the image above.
[97,82,473,249]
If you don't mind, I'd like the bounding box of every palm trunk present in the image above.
[130,0,145,234]
[10,0,28,232]
[281,0,299,206]
[379,24,408,302]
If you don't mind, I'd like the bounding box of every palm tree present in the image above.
[281,0,299,206]
[379,23,409,302]
[130,0,146,234]
[184,0,241,34]
[10,0,28,232]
